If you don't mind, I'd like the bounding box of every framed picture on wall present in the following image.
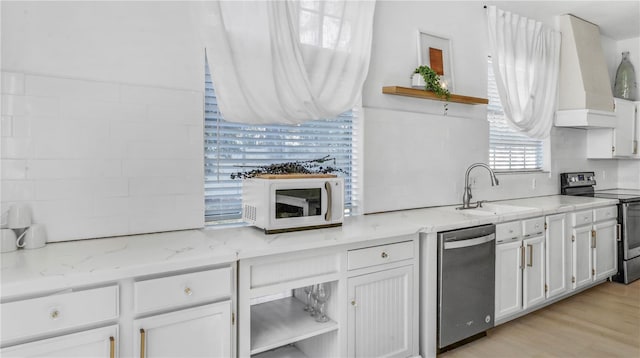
[417,30,454,92]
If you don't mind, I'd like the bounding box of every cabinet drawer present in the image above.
[134,267,232,314]
[347,241,413,271]
[0,286,118,344]
[496,221,522,242]
[522,217,544,236]
[571,210,593,226]
[593,206,617,222]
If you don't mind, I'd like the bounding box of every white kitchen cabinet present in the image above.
[522,234,545,309]
[593,219,618,281]
[633,101,640,158]
[572,225,594,289]
[587,98,637,158]
[570,207,618,287]
[495,218,545,322]
[347,265,414,358]
[132,265,235,358]
[0,325,118,358]
[133,302,231,358]
[545,213,571,299]
[239,246,343,358]
[238,236,418,358]
[495,239,523,320]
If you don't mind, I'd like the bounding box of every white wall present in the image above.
[362,1,624,213]
[1,1,637,240]
[1,1,206,241]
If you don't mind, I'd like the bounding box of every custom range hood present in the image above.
[555,14,616,128]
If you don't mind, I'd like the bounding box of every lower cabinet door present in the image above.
[594,220,618,281]
[348,265,413,358]
[545,213,570,299]
[133,301,231,358]
[0,325,118,358]
[573,225,593,289]
[495,240,523,320]
[522,235,545,309]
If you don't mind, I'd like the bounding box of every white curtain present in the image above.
[198,0,376,125]
[486,6,561,139]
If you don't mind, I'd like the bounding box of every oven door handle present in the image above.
[617,223,622,242]
[444,233,495,249]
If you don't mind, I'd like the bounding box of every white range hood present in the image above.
[555,14,616,128]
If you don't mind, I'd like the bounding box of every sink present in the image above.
[454,203,537,216]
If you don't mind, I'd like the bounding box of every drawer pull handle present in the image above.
[527,244,533,267]
[110,336,115,358]
[381,252,388,259]
[140,329,146,358]
[184,287,193,296]
[50,309,60,320]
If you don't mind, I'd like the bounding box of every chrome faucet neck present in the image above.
[459,163,499,210]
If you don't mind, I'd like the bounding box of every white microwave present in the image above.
[242,175,344,234]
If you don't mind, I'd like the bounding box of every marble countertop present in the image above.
[0,195,618,300]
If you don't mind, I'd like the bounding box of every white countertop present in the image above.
[0,195,618,300]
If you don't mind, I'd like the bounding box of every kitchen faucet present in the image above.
[458,163,499,210]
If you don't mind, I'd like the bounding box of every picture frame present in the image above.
[416,30,454,92]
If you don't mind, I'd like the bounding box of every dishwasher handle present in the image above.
[444,233,495,249]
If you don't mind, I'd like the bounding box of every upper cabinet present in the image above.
[586,99,639,159]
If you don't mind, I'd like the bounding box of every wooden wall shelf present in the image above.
[382,86,488,105]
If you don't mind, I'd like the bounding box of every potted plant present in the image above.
[412,65,450,100]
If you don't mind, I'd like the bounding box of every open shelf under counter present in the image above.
[252,345,308,358]
[250,296,338,355]
[382,86,489,105]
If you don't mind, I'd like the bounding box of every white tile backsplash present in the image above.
[1,181,35,202]
[1,116,13,137]
[1,71,205,242]
[1,72,25,95]
[25,75,120,101]
[1,138,33,159]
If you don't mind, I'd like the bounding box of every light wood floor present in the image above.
[440,280,640,358]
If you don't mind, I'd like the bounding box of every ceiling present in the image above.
[486,1,640,40]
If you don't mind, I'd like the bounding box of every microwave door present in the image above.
[274,188,324,219]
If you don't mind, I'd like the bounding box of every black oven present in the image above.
[560,172,640,284]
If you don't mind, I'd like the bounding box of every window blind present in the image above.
[487,58,544,171]
[204,61,358,224]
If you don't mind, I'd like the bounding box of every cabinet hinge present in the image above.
[544,222,548,230]
[572,276,576,283]
[231,312,235,325]
[592,268,596,277]
[544,284,548,293]
[591,230,596,238]
[571,235,575,242]
[633,140,638,155]
[612,146,616,154]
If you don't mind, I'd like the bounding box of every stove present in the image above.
[560,172,640,284]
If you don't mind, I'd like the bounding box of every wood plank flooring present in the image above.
[440,280,640,357]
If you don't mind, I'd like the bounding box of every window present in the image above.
[204,61,358,225]
[487,58,544,171]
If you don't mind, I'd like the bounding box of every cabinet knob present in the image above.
[351,300,357,306]
[50,309,60,320]
[184,287,193,296]
[381,252,388,259]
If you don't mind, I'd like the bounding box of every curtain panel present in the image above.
[198,0,376,125]
[486,5,561,139]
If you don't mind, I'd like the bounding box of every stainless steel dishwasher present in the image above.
[438,224,495,351]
